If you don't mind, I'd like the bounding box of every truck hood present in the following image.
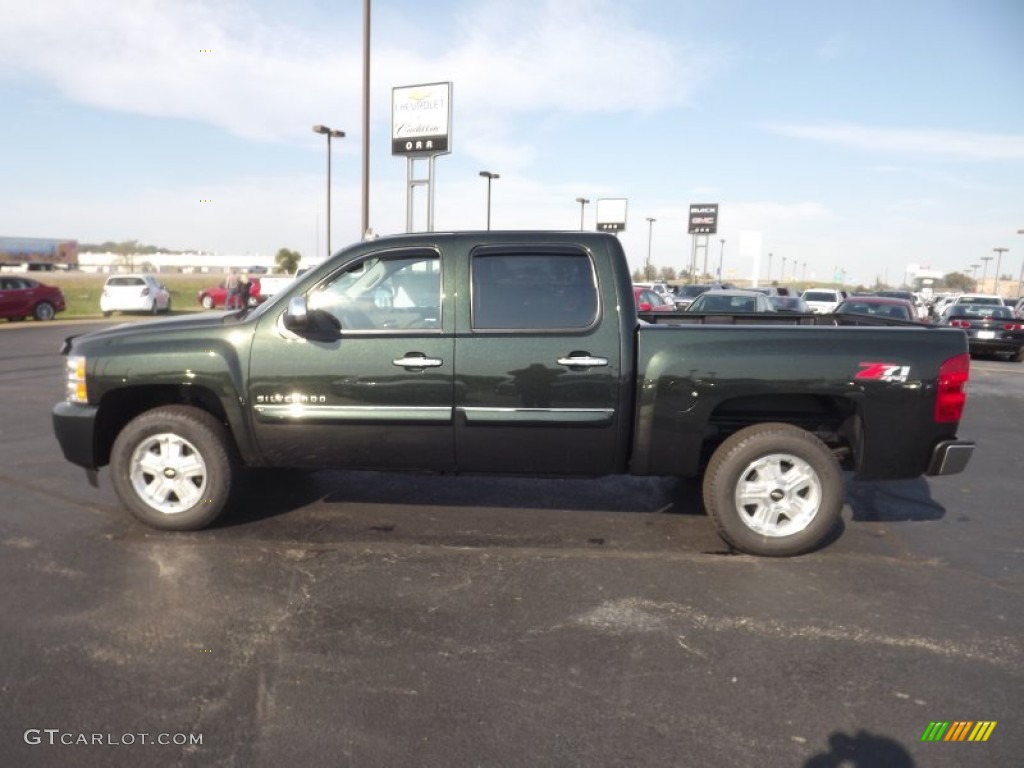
[62,312,247,354]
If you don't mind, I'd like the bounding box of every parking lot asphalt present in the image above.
[1,321,1021,767]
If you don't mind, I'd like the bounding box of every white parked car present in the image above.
[800,288,844,314]
[100,274,171,316]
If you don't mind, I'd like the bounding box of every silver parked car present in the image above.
[686,289,777,313]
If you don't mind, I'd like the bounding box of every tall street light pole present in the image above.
[768,253,773,283]
[575,197,590,231]
[993,247,1008,296]
[479,171,499,230]
[718,238,725,280]
[312,124,345,258]
[979,255,993,291]
[361,0,371,238]
[645,217,656,280]
[1017,229,1024,297]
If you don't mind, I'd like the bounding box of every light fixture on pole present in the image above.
[993,247,1008,297]
[645,217,656,280]
[312,124,345,258]
[718,239,725,280]
[575,197,590,231]
[479,171,499,230]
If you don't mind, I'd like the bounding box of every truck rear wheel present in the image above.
[702,423,843,556]
[110,406,237,530]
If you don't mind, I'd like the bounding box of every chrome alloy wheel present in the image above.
[128,432,209,515]
[733,452,822,537]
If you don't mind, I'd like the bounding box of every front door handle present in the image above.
[393,354,443,369]
[557,354,608,368]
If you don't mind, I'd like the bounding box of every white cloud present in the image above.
[0,0,717,147]
[767,122,1024,161]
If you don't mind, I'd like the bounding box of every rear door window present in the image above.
[471,248,598,331]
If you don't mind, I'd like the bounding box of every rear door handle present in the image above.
[557,354,608,368]
[393,354,443,368]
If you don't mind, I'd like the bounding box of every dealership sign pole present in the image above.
[392,82,452,232]
[688,203,719,283]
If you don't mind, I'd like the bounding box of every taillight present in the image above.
[141,287,150,296]
[935,353,969,424]
[1003,322,1023,331]
[950,319,970,328]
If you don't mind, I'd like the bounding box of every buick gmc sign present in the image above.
[688,203,719,234]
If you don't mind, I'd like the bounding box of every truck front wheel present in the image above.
[702,423,843,557]
[110,406,237,530]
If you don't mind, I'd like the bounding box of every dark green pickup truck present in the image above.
[53,232,974,556]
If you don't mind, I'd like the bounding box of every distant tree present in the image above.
[275,248,302,273]
[631,268,645,282]
[658,266,678,281]
[80,240,181,255]
[943,271,974,293]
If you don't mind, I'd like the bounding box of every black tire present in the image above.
[33,301,56,321]
[109,406,237,530]
[164,299,172,314]
[102,311,112,317]
[702,423,843,557]
[1014,348,1024,363]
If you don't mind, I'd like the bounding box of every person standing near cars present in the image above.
[239,272,252,308]
[225,270,241,309]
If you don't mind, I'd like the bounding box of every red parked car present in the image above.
[0,276,66,321]
[633,286,675,313]
[197,277,263,309]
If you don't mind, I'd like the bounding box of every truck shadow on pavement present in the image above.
[803,729,914,767]
[220,469,706,528]
[219,471,944,554]
[844,476,946,522]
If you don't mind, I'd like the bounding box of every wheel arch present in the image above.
[705,392,863,472]
[94,384,249,468]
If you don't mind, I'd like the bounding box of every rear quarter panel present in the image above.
[631,324,969,480]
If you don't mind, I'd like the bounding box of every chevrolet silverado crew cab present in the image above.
[53,232,974,556]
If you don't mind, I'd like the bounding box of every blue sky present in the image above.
[1,0,1022,285]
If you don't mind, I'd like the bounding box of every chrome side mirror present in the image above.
[282,295,309,332]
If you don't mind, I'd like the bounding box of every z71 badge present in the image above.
[855,362,911,383]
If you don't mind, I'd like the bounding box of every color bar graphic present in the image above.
[921,721,996,742]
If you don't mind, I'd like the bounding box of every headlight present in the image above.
[65,355,88,403]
